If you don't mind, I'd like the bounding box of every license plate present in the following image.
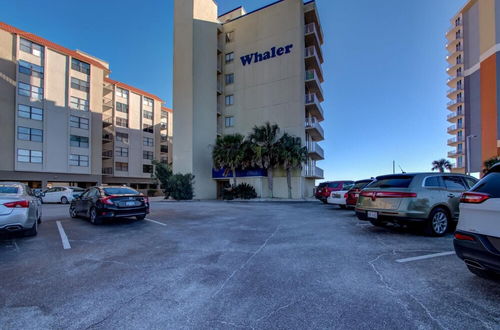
[125,201,136,206]
[367,211,378,219]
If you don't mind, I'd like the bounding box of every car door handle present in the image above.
[448,194,456,198]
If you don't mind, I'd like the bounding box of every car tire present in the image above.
[466,265,499,280]
[89,207,102,225]
[61,196,69,204]
[69,206,78,218]
[38,197,43,204]
[369,219,386,227]
[321,200,328,204]
[339,205,347,209]
[136,215,146,221]
[24,220,38,237]
[425,207,450,237]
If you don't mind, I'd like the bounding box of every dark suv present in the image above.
[315,181,355,203]
[69,186,149,225]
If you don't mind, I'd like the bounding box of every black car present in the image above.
[69,186,149,225]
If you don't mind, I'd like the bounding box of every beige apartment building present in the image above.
[173,0,325,199]
[0,22,172,192]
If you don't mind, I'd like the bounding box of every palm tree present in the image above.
[249,122,281,198]
[278,133,307,199]
[431,159,453,173]
[484,156,500,173]
[212,134,246,185]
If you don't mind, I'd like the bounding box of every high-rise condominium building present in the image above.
[446,0,500,174]
[173,0,325,199]
[0,22,172,192]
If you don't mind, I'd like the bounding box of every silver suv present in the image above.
[355,173,478,236]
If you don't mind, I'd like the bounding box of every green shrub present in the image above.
[222,183,257,200]
[165,173,195,200]
[147,189,157,197]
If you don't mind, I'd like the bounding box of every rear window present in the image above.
[368,175,415,189]
[103,187,139,195]
[318,183,328,188]
[471,173,500,198]
[71,187,85,192]
[328,182,341,188]
[353,181,372,189]
[0,186,20,194]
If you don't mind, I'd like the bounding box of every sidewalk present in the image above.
[149,196,320,203]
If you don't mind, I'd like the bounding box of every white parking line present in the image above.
[145,218,167,226]
[396,251,455,263]
[56,221,71,250]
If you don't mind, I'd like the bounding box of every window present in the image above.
[225,73,234,85]
[224,116,234,127]
[70,116,89,130]
[115,147,129,157]
[143,164,153,173]
[368,175,415,189]
[161,145,168,153]
[115,162,129,172]
[71,58,90,74]
[18,60,44,78]
[464,177,478,189]
[225,31,234,43]
[143,110,153,120]
[116,117,128,128]
[17,126,43,142]
[18,104,43,120]
[143,97,153,107]
[116,87,128,98]
[143,137,154,147]
[71,77,89,92]
[17,149,42,163]
[70,96,89,111]
[116,102,128,113]
[225,94,234,106]
[116,132,129,143]
[471,173,500,198]
[18,82,43,100]
[69,154,89,167]
[143,124,154,133]
[143,151,154,160]
[225,52,234,63]
[424,176,442,188]
[20,38,43,57]
[443,176,467,191]
[103,187,138,195]
[161,134,168,142]
[70,135,89,148]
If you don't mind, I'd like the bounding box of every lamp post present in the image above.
[466,134,477,175]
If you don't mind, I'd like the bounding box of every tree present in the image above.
[484,156,500,173]
[212,134,246,185]
[278,133,307,199]
[152,160,195,200]
[152,160,173,188]
[249,122,281,198]
[431,159,452,173]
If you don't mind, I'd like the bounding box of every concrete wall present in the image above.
[465,70,482,172]
[0,30,16,172]
[464,1,480,71]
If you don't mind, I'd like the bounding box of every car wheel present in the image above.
[61,196,69,204]
[425,208,449,236]
[24,220,38,237]
[321,200,328,204]
[369,219,386,227]
[89,207,102,225]
[69,206,78,218]
[466,265,499,280]
[339,205,347,209]
[136,215,146,221]
[38,197,43,204]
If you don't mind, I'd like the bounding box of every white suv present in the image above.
[454,163,500,279]
[41,186,85,204]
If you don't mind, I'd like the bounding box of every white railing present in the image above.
[305,93,324,119]
[307,142,324,158]
[305,118,324,138]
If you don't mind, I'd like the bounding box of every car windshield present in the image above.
[0,186,20,194]
[368,175,415,189]
[103,187,139,195]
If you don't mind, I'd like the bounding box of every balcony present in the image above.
[217,81,223,95]
[103,115,113,127]
[304,23,323,63]
[103,82,113,94]
[447,72,464,86]
[102,167,113,175]
[305,93,324,122]
[305,118,324,141]
[305,46,324,82]
[448,150,464,158]
[446,86,464,98]
[447,109,464,122]
[446,33,463,49]
[447,136,465,146]
[447,123,464,134]
[102,133,113,142]
[447,98,464,110]
[445,21,462,37]
[103,98,113,110]
[446,59,464,73]
[304,2,324,43]
[446,46,463,61]
[304,166,324,179]
[305,70,324,102]
[307,142,324,160]
[102,150,113,159]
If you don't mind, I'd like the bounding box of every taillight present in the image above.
[454,232,475,241]
[3,200,29,208]
[460,192,490,204]
[344,193,348,199]
[360,191,417,200]
[100,196,115,205]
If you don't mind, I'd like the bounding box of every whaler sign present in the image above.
[240,44,294,66]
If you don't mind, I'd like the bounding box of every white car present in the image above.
[41,186,86,204]
[0,182,42,236]
[327,184,354,209]
[454,162,500,279]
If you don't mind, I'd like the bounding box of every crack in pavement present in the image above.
[255,297,304,323]
[211,225,281,298]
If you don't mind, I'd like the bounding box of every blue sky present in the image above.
[0,0,467,181]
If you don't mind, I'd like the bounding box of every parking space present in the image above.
[1,201,499,329]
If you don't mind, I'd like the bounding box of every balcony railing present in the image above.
[305,46,324,82]
[447,123,464,132]
[446,59,464,72]
[305,93,324,121]
[102,167,113,175]
[447,109,464,120]
[305,69,324,101]
[307,142,324,160]
[448,150,464,158]
[447,98,464,107]
[102,150,113,158]
[305,23,323,44]
[103,115,113,126]
[446,33,463,46]
[303,166,324,179]
[305,118,324,141]
[217,81,223,94]
[448,136,465,144]
[447,86,463,95]
[447,72,464,83]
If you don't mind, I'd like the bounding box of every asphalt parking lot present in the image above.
[1,201,499,329]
